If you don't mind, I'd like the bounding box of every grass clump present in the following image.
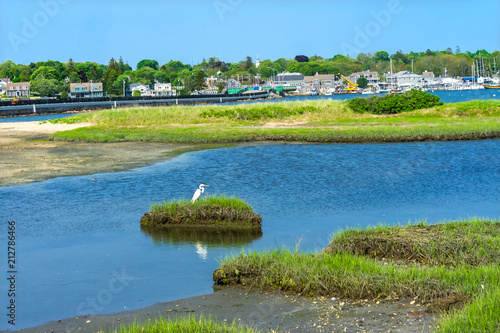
[347,89,444,114]
[324,218,500,267]
[141,195,262,229]
[199,104,319,120]
[214,218,500,331]
[151,195,254,214]
[109,314,259,333]
[435,284,500,333]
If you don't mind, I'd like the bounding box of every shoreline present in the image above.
[0,121,197,187]
[7,287,438,333]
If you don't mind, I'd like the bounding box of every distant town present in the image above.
[1,48,499,101]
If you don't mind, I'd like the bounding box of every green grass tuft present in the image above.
[151,195,254,216]
[108,314,259,333]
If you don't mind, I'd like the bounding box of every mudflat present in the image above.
[9,288,438,333]
[0,121,194,187]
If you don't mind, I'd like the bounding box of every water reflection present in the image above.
[141,226,263,248]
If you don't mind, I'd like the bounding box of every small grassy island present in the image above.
[140,195,262,230]
[213,218,500,332]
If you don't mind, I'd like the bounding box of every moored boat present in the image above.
[483,84,500,89]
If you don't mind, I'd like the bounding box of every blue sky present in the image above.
[1,0,499,68]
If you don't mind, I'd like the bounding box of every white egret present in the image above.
[191,184,209,203]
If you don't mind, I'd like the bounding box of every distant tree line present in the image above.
[1,48,498,97]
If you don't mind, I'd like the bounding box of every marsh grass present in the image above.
[151,195,254,215]
[214,218,500,332]
[108,314,259,333]
[325,218,500,267]
[435,284,500,333]
[49,99,500,143]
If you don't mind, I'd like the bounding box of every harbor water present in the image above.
[1,139,500,329]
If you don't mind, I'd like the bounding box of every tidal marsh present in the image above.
[49,99,500,144]
[214,218,500,332]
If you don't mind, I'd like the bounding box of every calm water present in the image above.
[1,140,500,329]
[0,88,498,123]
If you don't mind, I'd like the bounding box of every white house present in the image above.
[151,82,176,96]
[227,78,242,89]
[385,71,423,88]
[69,82,104,98]
[347,71,380,86]
[129,83,151,96]
[6,81,31,97]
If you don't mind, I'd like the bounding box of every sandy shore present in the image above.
[7,288,438,333]
[0,121,195,187]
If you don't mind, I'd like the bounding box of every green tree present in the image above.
[133,90,141,97]
[18,65,32,81]
[64,58,77,77]
[31,78,61,97]
[375,51,390,61]
[112,74,130,96]
[216,81,226,93]
[102,58,122,95]
[154,71,170,83]
[118,56,132,72]
[88,63,102,81]
[137,59,159,70]
[194,71,207,91]
[134,66,156,85]
[161,60,191,73]
[245,56,253,70]
[30,66,60,81]
[208,57,220,68]
[356,77,368,88]
[0,60,17,79]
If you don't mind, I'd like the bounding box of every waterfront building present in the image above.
[129,83,151,96]
[347,71,380,86]
[205,76,218,90]
[69,82,104,98]
[303,73,338,93]
[421,70,435,79]
[385,71,423,88]
[6,81,31,97]
[198,88,218,95]
[151,82,176,96]
[227,78,242,89]
[268,72,305,87]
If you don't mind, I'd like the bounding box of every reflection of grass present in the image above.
[109,314,259,333]
[214,218,500,332]
[49,100,500,143]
